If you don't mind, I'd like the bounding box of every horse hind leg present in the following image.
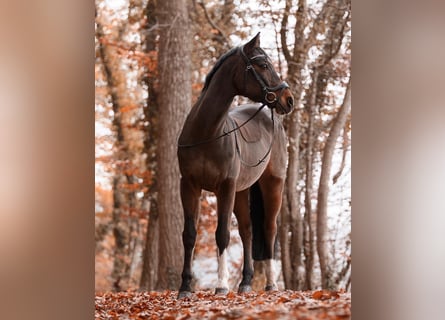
[233,189,254,293]
[178,178,201,299]
[253,175,284,291]
[214,179,236,295]
[264,259,278,291]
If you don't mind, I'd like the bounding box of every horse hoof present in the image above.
[238,285,252,293]
[215,287,229,295]
[265,284,278,291]
[178,291,192,299]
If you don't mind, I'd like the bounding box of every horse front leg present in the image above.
[233,189,254,293]
[178,178,201,299]
[214,178,236,295]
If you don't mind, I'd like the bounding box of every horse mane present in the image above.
[202,47,239,91]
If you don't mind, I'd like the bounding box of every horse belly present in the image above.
[234,123,288,191]
[235,162,268,191]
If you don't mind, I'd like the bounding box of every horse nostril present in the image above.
[287,96,294,107]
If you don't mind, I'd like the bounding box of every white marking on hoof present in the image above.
[216,249,229,290]
[265,259,277,289]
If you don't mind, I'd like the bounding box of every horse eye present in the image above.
[262,64,268,69]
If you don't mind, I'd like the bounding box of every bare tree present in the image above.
[312,0,350,289]
[317,78,351,289]
[278,0,350,290]
[303,68,319,290]
[279,0,307,290]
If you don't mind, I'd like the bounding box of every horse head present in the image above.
[234,33,295,115]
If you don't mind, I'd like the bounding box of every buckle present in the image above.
[265,92,277,103]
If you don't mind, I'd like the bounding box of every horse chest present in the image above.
[178,147,239,190]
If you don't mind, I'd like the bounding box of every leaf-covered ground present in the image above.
[95,289,351,319]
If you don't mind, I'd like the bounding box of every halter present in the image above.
[239,45,290,111]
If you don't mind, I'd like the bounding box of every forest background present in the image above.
[95,0,351,293]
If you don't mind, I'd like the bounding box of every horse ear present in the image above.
[243,32,261,55]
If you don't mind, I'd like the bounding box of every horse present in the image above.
[177,33,294,298]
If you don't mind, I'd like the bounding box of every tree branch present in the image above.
[333,119,350,184]
[198,1,231,48]
[293,0,307,61]
[280,0,292,62]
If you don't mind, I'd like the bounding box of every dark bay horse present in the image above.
[177,33,294,298]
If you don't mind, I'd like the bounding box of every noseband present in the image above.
[239,46,289,110]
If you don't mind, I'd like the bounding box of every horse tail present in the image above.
[250,181,266,261]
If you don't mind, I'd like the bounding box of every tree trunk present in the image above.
[280,107,304,290]
[110,176,130,291]
[303,68,320,291]
[139,0,160,292]
[279,194,292,288]
[155,0,191,290]
[317,79,351,289]
[139,199,159,290]
[279,0,307,291]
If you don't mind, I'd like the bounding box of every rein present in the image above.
[178,103,275,167]
[177,103,268,148]
[233,107,275,168]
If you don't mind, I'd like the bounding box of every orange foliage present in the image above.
[312,290,340,300]
[192,82,204,92]
[120,105,139,113]
[99,37,158,73]
[96,186,113,216]
[95,290,351,319]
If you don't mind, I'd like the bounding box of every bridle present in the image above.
[178,46,289,167]
[239,45,290,113]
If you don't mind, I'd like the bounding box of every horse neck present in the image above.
[187,75,236,138]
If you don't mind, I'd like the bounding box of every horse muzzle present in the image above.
[265,83,294,114]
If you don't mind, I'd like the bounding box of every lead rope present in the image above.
[234,108,275,167]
